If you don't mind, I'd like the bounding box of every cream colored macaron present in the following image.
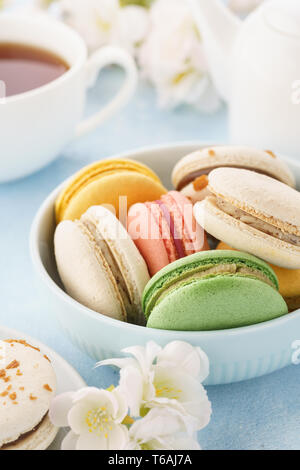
[54,206,150,325]
[172,146,295,203]
[194,168,300,269]
[0,339,57,450]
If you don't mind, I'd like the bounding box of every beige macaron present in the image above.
[0,339,57,450]
[54,205,150,325]
[194,168,300,269]
[172,146,295,203]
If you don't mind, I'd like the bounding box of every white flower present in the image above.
[49,387,129,450]
[52,0,149,54]
[138,0,221,111]
[127,407,201,450]
[113,5,149,56]
[157,341,209,382]
[98,341,211,431]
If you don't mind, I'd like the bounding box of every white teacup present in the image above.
[0,13,138,182]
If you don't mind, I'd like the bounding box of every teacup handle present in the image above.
[75,46,138,138]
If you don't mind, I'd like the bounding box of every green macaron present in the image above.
[143,250,288,331]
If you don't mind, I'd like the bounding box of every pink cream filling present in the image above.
[155,199,186,259]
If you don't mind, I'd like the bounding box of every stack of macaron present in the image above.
[0,339,57,450]
[172,146,295,203]
[53,147,300,331]
[54,159,208,325]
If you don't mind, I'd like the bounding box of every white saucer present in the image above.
[0,325,86,451]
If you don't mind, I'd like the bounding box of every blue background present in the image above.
[0,69,299,450]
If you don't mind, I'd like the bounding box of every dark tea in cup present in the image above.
[0,42,69,97]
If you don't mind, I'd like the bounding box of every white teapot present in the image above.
[190,0,300,159]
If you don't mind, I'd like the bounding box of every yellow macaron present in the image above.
[217,241,300,311]
[55,158,167,223]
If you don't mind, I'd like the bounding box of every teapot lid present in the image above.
[264,0,300,38]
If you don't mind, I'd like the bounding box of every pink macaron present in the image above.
[127,191,209,276]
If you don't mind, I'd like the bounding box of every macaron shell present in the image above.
[172,146,295,189]
[165,191,209,253]
[146,276,288,331]
[194,197,300,269]
[2,415,58,451]
[128,202,171,277]
[82,206,150,324]
[54,220,126,321]
[56,159,167,223]
[0,340,57,448]
[143,249,279,316]
[208,167,300,229]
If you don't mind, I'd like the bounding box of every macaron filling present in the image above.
[177,165,282,191]
[146,202,178,264]
[77,219,131,319]
[159,192,203,255]
[1,413,49,449]
[155,200,186,259]
[143,255,278,319]
[214,197,300,247]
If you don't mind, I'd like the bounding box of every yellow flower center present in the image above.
[155,385,182,400]
[96,16,112,33]
[85,406,113,438]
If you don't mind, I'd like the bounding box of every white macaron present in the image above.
[54,205,150,325]
[173,146,295,203]
[0,339,57,450]
[194,168,300,269]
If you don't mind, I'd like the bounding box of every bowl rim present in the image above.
[29,140,300,339]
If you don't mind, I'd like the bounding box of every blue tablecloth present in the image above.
[1,70,299,450]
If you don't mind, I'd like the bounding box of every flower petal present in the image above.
[61,431,78,451]
[111,387,128,423]
[119,365,144,417]
[68,389,118,434]
[122,341,161,376]
[76,431,108,450]
[150,366,212,431]
[107,423,129,450]
[157,341,209,382]
[76,424,129,451]
[96,357,137,370]
[49,392,75,427]
[157,434,201,450]
[129,407,186,443]
[73,387,101,403]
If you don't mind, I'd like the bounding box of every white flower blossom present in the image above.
[157,340,209,383]
[138,0,221,111]
[52,0,149,54]
[127,407,201,450]
[97,341,212,431]
[49,387,129,450]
